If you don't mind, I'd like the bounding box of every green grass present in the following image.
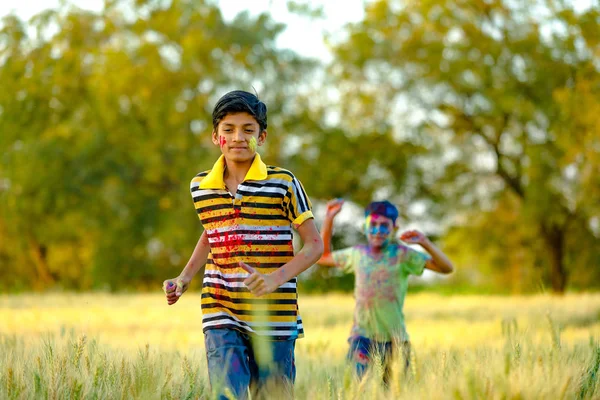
[1,293,599,399]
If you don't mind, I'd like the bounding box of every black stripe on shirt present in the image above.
[201,303,298,316]
[201,292,297,305]
[210,239,292,248]
[242,182,289,190]
[206,260,285,269]
[201,213,288,224]
[292,178,309,214]
[211,250,294,259]
[196,203,232,213]
[285,190,297,221]
[241,202,284,210]
[202,282,296,294]
[193,193,232,202]
[236,190,285,199]
[207,229,291,237]
[203,273,297,284]
[267,168,294,179]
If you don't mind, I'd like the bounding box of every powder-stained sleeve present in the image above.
[400,247,430,276]
[331,247,359,274]
[190,175,207,212]
[285,175,314,228]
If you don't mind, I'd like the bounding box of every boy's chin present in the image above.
[224,152,255,163]
[368,239,389,248]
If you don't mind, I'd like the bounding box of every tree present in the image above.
[0,0,319,290]
[330,0,600,292]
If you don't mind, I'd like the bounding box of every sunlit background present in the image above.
[1,0,599,398]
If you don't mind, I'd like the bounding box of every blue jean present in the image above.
[347,336,411,385]
[204,328,296,399]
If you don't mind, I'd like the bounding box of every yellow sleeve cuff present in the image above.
[292,211,314,229]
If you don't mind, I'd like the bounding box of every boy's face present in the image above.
[212,112,266,163]
[365,214,396,249]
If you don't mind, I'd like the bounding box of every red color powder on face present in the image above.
[219,136,226,148]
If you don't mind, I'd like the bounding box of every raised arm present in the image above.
[317,199,344,267]
[400,230,454,274]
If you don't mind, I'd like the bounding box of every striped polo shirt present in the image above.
[190,153,314,340]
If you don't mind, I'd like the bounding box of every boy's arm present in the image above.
[400,230,454,274]
[241,219,324,297]
[317,199,344,267]
[163,230,210,304]
[180,230,210,282]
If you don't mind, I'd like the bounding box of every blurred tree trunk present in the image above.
[541,224,567,293]
[28,237,55,288]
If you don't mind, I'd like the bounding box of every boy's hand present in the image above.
[240,262,280,297]
[326,198,344,219]
[400,230,428,246]
[163,276,190,305]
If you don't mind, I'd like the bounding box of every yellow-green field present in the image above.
[1,293,599,399]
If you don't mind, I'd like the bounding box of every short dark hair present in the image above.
[212,90,267,132]
[365,201,399,225]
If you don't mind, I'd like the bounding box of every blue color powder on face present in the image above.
[367,224,392,235]
[364,214,395,250]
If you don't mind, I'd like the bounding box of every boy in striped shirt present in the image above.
[163,90,323,399]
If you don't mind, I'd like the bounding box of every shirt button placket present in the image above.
[232,191,243,265]
[233,192,243,209]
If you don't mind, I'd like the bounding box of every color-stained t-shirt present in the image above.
[190,153,313,340]
[332,243,430,341]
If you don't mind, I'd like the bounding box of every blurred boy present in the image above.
[317,199,453,383]
[163,90,323,399]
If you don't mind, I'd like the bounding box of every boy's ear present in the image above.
[258,129,267,146]
[211,130,219,146]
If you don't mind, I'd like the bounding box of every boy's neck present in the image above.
[368,244,384,254]
[223,156,254,185]
[367,241,394,255]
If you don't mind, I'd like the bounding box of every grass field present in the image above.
[1,292,599,399]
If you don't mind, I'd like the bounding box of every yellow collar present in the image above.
[199,153,268,189]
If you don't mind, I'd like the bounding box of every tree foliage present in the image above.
[330,0,600,292]
[0,0,320,290]
[1,0,598,294]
